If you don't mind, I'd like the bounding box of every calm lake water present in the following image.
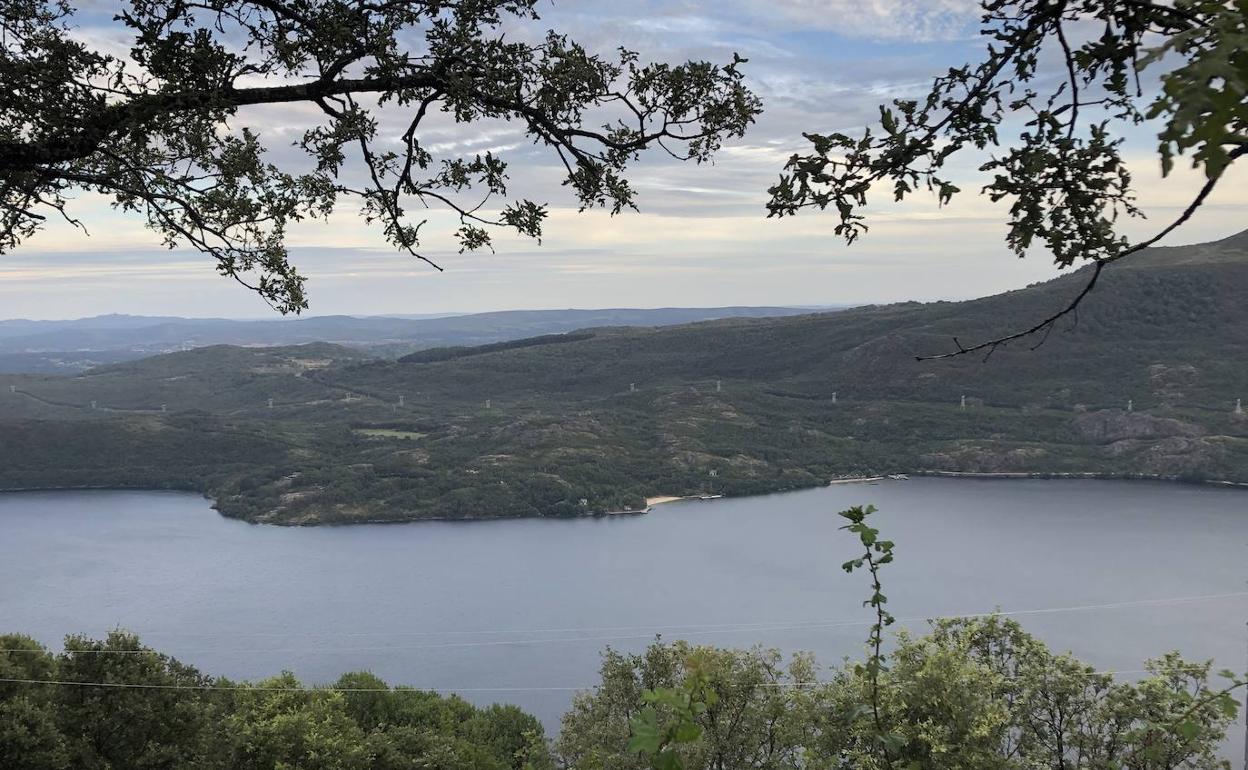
[1,478,1246,748]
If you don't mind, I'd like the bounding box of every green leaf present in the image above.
[1176,720,1201,741]
[673,722,702,743]
[628,707,662,755]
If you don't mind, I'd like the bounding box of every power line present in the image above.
[66,591,1248,640]
[2,591,1244,656]
[0,677,580,693]
[0,666,1228,696]
[125,616,876,639]
[100,591,1248,651]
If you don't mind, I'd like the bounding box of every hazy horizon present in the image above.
[0,303,850,324]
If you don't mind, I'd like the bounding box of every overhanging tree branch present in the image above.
[917,144,1247,361]
[1,0,761,312]
[769,0,1245,359]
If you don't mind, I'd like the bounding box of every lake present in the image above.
[1,478,1245,750]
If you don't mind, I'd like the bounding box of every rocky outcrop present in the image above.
[1073,410,1201,443]
[920,444,1050,473]
[1147,363,1199,403]
[1104,435,1228,476]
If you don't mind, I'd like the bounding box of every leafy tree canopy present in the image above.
[768,0,1248,357]
[0,0,761,312]
[560,619,1239,770]
[0,631,554,770]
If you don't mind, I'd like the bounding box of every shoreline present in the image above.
[826,476,886,485]
[0,484,209,496]
[909,470,1248,488]
[2,472,1244,526]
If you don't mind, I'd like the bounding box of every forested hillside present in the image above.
[2,231,1247,523]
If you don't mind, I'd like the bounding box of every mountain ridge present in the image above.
[1118,226,1248,267]
[0,305,828,374]
[1,229,1245,523]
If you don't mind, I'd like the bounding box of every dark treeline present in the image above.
[398,333,599,365]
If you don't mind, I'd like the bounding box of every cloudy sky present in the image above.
[5,0,1245,320]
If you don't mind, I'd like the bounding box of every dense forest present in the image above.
[1,232,1247,523]
[1,616,1235,769]
[0,632,551,770]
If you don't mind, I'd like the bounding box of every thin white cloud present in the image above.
[736,0,980,41]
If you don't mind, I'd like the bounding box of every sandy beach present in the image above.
[644,495,689,506]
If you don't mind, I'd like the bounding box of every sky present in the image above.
[5,0,1246,320]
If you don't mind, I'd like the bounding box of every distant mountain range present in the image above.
[1,230,1245,523]
[0,307,827,374]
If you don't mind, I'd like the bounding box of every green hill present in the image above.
[2,232,1246,523]
[0,306,824,373]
